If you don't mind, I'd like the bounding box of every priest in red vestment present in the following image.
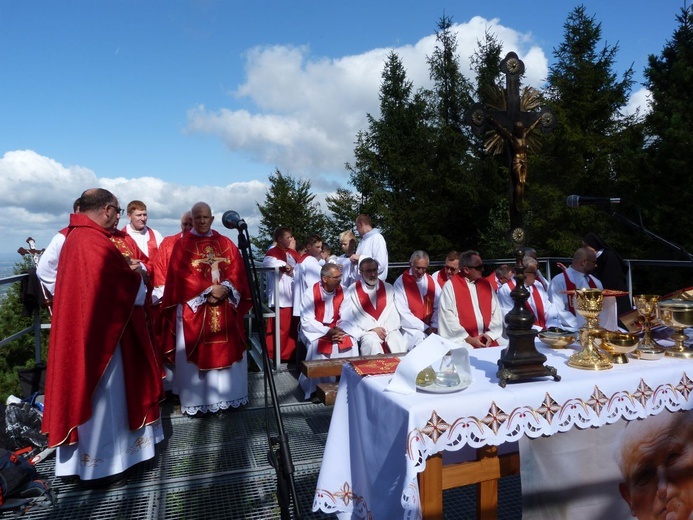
[151,211,193,372]
[393,250,441,348]
[161,202,252,416]
[42,188,164,484]
[431,250,460,288]
[262,226,301,361]
[298,263,357,399]
[438,250,507,348]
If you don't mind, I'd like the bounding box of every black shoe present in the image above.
[78,473,127,489]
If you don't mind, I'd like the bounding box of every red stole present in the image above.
[355,280,387,321]
[43,214,163,447]
[402,270,435,325]
[435,269,449,288]
[503,279,547,328]
[485,273,499,291]
[313,283,353,354]
[451,276,498,347]
[563,271,597,315]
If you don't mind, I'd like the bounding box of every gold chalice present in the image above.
[633,294,663,353]
[658,299,693,358]
[567,289,613,370]
[537,329,578,349]
[601,331,640,364]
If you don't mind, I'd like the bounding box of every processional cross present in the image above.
[466,52,556,245]
[465,52,559,387]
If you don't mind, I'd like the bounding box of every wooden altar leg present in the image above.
[476,446,499,520]
[419,453,443,520]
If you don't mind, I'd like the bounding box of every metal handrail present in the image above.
[0,272,45,364]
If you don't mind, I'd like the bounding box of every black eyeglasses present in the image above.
[467,264,484,271]
[107,204,125,216]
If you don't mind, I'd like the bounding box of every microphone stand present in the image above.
[231,225,302,519]
[604,206,693,263]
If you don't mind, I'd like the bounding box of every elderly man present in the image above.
[121,200,164,264]
[263,226,301,361]
[497,256,559,331]
[298,263,357,399]
[431,251,460,288]
[548,247,603,329]
[350,214,388,281]
[618,410,693,520]
[42,188,164,486]
[393,250,441,348]
[341,258,408,355]
[438,250,506,348]
[485,264,513,292]
[161,202,251,416]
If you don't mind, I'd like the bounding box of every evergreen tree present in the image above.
[323,188,360,248]
[529,5,637,256]
[642,7,693,260]
[254,169,328,250]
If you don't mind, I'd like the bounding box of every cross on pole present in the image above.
[465,52,556,241]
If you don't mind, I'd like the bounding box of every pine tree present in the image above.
[642,7,693,259]
[529,5,637,256]
[254,169,328,250]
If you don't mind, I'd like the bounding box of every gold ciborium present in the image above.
[633,294,663,352]
[567,289,613,370]
[658,299,693,358]
[601,331,640,364]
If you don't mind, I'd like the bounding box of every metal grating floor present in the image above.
[11,367,522,520]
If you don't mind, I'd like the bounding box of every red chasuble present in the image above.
[313,283,353,355]
[151,233,182,288]
[451,276,498,347]
[42,214,163,447]
[161,231,252,370]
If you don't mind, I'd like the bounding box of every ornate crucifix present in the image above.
[465,52,559,387]
[466,51,556,243]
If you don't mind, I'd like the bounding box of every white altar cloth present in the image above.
[313,342,693,519]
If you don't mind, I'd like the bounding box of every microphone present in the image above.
[566,195,622,208]
[221,210,247,230]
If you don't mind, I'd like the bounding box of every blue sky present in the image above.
[0,0,685,259]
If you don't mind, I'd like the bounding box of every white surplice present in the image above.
[393,270,441,348]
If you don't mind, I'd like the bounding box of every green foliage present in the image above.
[253,169,329,249]
[528,5,640,257]
[0,257,50,401]
[642,8,693,257]
[323,188,361,249]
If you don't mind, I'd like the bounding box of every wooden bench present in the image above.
[300,353,405,405]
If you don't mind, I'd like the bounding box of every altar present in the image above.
[312,342,693,519]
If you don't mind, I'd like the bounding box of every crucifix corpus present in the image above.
[466,51,556,246]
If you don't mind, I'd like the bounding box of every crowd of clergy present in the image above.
[263,215,609,400]
[33,191,611,487]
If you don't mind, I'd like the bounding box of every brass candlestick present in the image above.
[567,289,613,370]
[658,299,693,358]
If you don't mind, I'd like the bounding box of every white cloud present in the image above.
[623,87,652,116]
[0,150,268,258]
[186,17,549,177]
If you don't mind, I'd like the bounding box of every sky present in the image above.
[0,0,686,260]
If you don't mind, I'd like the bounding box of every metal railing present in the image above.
[3,257,693,374]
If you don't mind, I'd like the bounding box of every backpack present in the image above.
[0,448,55,511]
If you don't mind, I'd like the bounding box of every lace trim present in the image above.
[181,396,248,416]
